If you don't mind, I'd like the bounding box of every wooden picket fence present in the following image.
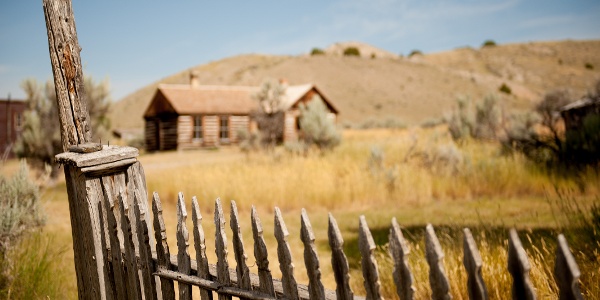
[105,189,584,300]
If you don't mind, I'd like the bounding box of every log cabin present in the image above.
[143,74,338,151]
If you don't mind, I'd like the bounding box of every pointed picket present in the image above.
[507,229,536,300]
[274,207,299,300]
[215,198,233,300]
[152,192,175,300]
[300,209,325,299]
[463,228,488,300]
[358,215,382,300]
[251,206,276,296]
[425,224,451,300]
[191,197,213,300]
[177,192,192,300]
[389,217,414,300]
[230,201,252,299]
[328,213,354,300]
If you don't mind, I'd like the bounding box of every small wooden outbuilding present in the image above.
[143,76,337,151]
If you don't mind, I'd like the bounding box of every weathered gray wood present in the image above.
[68,142,102,153]
[81,157,137,174]
[230,201,252,298]
[215,198,233,300]
[96,198,115,300]
[425,224,452,300]
[177,193,193,300]
[274,207,299,300]
[56,145,139,167]
[358,215,382,300]
[134,190,158,300]
[507,229,536,300]
[250,206,276,296]
[554,234,583,300]
[192,197,213,300]
[152,192,176,299]
[328,213,354,300]
[300,209,325,299]
[155,251,356,300]
[463,228,488,300]
[389,217,414,300]
[42,0,91,152]
[100,175,127,300]
[155,269,278,300]
[118,189,142,299]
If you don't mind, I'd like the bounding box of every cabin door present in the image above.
[154,119,161,150]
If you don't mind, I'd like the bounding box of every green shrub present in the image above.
[0,161,44,255]
[0,233,68,299]
[408,50,423,57]
[298,96,341,150]
[585,63,594,70]
[310,48,324,56]
[343,47,360,56]
[499,83,512,94]
[482,40,497,47]
[448,95,502,141]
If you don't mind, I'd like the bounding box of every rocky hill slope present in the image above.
[110,40,600,130]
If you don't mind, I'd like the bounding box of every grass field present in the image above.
[3,127,599,299]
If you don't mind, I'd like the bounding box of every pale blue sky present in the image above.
[1,0,599,101]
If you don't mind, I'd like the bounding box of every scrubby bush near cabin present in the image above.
[447,95,502,141]
[298,96,341,151]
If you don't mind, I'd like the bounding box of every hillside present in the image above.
[110,40,600,131]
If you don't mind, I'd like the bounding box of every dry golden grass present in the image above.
[3,127,599,299]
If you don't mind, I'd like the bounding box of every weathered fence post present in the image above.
[43,1,153,299]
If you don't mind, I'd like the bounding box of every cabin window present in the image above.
[219,116,229,141]
[193,116,203,140]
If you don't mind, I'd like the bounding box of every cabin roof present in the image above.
[144,83,338,118]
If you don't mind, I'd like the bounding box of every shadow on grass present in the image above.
[334,225,560,269]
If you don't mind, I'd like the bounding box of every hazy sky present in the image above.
[1,0,599,101]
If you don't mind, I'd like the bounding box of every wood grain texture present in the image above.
[507,229,536,300]
[463,228,488,300]
[230,201,252,298]
[118,190,142,299]
[300,209,325,299]
[55,145,138,167]
[42,0,91,151]
[389,217,414,300]
[358,215,382,300]
[215,198,233,300]
[192,197,213,300]
[177,193,193,300]
[328,213,354,300]
[554,234,583,300]
[425,224,451,300]
[251,206,276,296]
[274,207,299,300]
[152,192,175,299]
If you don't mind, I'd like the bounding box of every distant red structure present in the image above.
[0,97,26,158]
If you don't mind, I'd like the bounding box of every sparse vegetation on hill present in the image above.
[343,46,361,56]
[110,40,600,132]
[310,48,324,56]
[482,39,497,47]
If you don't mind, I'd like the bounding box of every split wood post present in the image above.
[44,1,153,299]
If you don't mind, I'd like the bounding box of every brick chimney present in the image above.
[190,70,200,88]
